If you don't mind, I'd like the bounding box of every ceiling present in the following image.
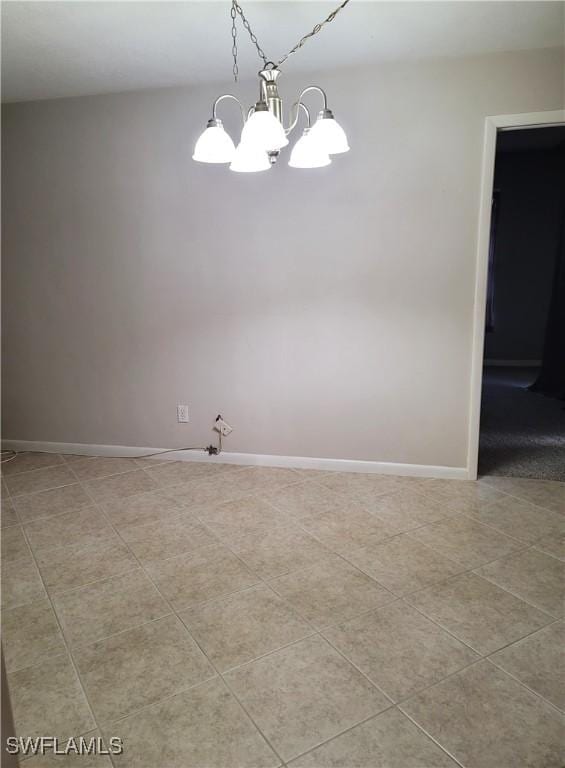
[2,1,563,103]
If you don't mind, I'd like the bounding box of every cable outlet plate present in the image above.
[177,404,189,423]
[214,416,233,436]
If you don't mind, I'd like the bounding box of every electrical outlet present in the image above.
[214,416,233,436]
[177,404,189,423]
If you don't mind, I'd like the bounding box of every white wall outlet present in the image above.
[177,404,189,423]
[214,416,233,436]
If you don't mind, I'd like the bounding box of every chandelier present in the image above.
[193,0,351,172]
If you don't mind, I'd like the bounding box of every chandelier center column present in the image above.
[260,68,283,125]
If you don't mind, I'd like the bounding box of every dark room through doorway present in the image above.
[478,124,565,481]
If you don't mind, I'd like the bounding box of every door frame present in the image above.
[467,110,565,480]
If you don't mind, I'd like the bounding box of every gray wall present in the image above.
[2,47,564,469]
[484,147,564,362]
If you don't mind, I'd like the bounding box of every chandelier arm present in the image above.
[285,85,328,135]
[291,102,311,130]
[212,94,247,125]
[299,102,312,128]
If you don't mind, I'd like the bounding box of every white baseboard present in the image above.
[484,359,541,367]
[1,439,470,480]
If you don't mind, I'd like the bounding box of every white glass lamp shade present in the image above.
[229,142,271,173]
[241,109,289,152]
[310,111,349,154]
[192,120,236,163]
[288,130,331,169]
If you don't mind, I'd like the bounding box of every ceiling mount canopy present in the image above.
[193,0,351,172]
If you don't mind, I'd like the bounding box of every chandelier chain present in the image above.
[277,0,351,67]
[229,0,351,81]
[231,0,268,81]
[230,3,239,81]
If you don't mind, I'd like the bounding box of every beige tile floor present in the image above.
[1,453,564,767]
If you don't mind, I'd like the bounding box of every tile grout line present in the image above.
[7,480,80,499]
[8,502,97,528]
[398,521,531,564]
[2,460,68,481]
[228,493,565,718]
[484,640,565,716]
[477,480,565,515]
[394,656,487,708]
[310,477,506,532]
[189,505,389,640]
[32,530,392,656]
[205,628,320,677]
[103,675,232,728]
[4,469,558,608]
[396,611,564,711]
[455,509,554,547]
[267,590,401,635]
[10,486,177,527]
[316,628,397,704]
[7,473,558,630]
[257,485,548,595]
[8,478,323,609]
[6,459,169,504]
[176,578,317,621]
[472,485,565,515]
[396,615,564,764]
[316,605,555,720]
[287,702,466,768]
[185,510,413,725]
[469,554,563,618]
[2,605,169,677]
[5,460,564,765]
[11,521,121,768]
[392,590,565,725]
[5,516,560,768]
[282,708,396,766]
[402,578,556,658]
[31,563,142,602]
[10,468,561,549]
[275,583,494,767]
[7,461,563,513]
[392,543,544,605]
[48,550,246,604]
[1,555,48,612]
[21,472,556,680]
[310,527,537,613]
[189,505,398,650]
[8,472,282,527]
[4,460,203,762]
[395,636,565,726]
[75,475,289,768]
[531,543,565,562]
[331,476,564,532]
[404,511,554,632]
[6,459,149,485]
[288,632,562,767]
[400,594,503,657]
[257,491,468,585]
[10,480,83,503]
[398,707,467,768]
[124,481,421,761]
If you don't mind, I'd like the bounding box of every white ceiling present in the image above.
[2,1,563,103]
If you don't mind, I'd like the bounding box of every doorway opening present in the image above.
[477,124,565,480]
